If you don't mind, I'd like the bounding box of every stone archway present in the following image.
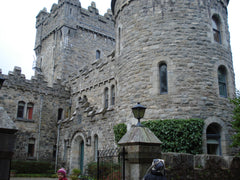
[69,133,85,173]
[206,123,222,155]
[203,117,228,155]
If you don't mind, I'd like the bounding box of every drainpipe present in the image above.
[37,95,43,160]
[55,122,61,172]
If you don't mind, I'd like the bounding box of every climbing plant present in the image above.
[230,90,240,151]
[142,119,204,154]
[113,123,127,143]
[113,119,204,154]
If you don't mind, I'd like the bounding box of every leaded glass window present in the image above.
[159,63,168,94]
[218,66,227,98]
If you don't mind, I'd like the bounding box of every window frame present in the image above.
[212,15,221,44]
[17,101,25,119]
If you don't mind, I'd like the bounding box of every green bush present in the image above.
[70,168,81,180]
[230,92,240,151]
[142,119,204,154]
[113,123,127,143]
[11,160,54,174]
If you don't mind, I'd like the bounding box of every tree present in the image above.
[230,89,240,150]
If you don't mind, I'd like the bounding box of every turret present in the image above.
[112,0,235,155]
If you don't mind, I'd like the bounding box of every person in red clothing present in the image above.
[57,168,68,180]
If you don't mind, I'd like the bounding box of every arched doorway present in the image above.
[206,123,222,155]
[70,134,85,172]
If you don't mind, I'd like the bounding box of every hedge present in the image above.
[142,119,204,154]
[11,160,55,174]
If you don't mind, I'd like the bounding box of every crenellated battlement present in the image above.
[0,67,70,97]
[34,0,115,86]
[35,0,114,46]
[112,0,230,18]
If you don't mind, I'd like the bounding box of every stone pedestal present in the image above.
[118,125,162,180]
[0,107,18,180]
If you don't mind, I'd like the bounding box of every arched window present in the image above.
[17,101,25,119]
[94,135,98,161]
[212,15,221,43]
[58,108,63,121]
[118,27,121,55]
[96,50,101,59]
[104,88,109,109]
[159,63,168,94]
[27,103,34,120]
[207,123,222,155]
[218,66,227,98]
[111,85,115,106]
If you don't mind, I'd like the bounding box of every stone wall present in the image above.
[0,67,70,161]
[161,153,240,180]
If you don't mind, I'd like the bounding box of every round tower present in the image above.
[112,0,235,155]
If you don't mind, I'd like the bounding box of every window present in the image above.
[28,138,35,157]
[104,88,109,109]
[118,27,121,55]
[66,106,71,118]
[206,123,222,155]
[58,108,63,121]
[212,15,221,43]
[17,101,25,119]
[53,145,56,160]
[96,50,101,59]
[27,103,34,120]
[111,85,115,106]
[218,66,227,98]
[94,135,98,161]
[159,63,168,94]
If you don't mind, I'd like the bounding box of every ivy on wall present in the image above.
[114,119,204,155]
[113,123,127,143]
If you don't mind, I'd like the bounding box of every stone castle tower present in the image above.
[34,0,115,86]
[0,0,236,174]
[111,0,235,155]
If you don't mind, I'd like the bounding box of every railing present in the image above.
[97,147,125,180]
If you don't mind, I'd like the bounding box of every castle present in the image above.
[0,0,236,173]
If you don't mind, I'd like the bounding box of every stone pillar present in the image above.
[118,125,162,180]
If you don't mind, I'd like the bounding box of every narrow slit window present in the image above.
[96,50,101,59]
[111,85,115,106]
[159,63,168,94]
[104,88,109,109]
[218,66,227,98]
[58,108,63,121]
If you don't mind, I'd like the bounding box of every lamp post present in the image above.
[132,102,146,127]
[0,77,5,89]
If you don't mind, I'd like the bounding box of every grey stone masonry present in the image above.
[34,0,115,86]
[0,67,70,160]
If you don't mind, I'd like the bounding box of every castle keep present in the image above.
[0,0,236,173]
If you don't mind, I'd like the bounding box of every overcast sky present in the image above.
[0,0,239,90]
